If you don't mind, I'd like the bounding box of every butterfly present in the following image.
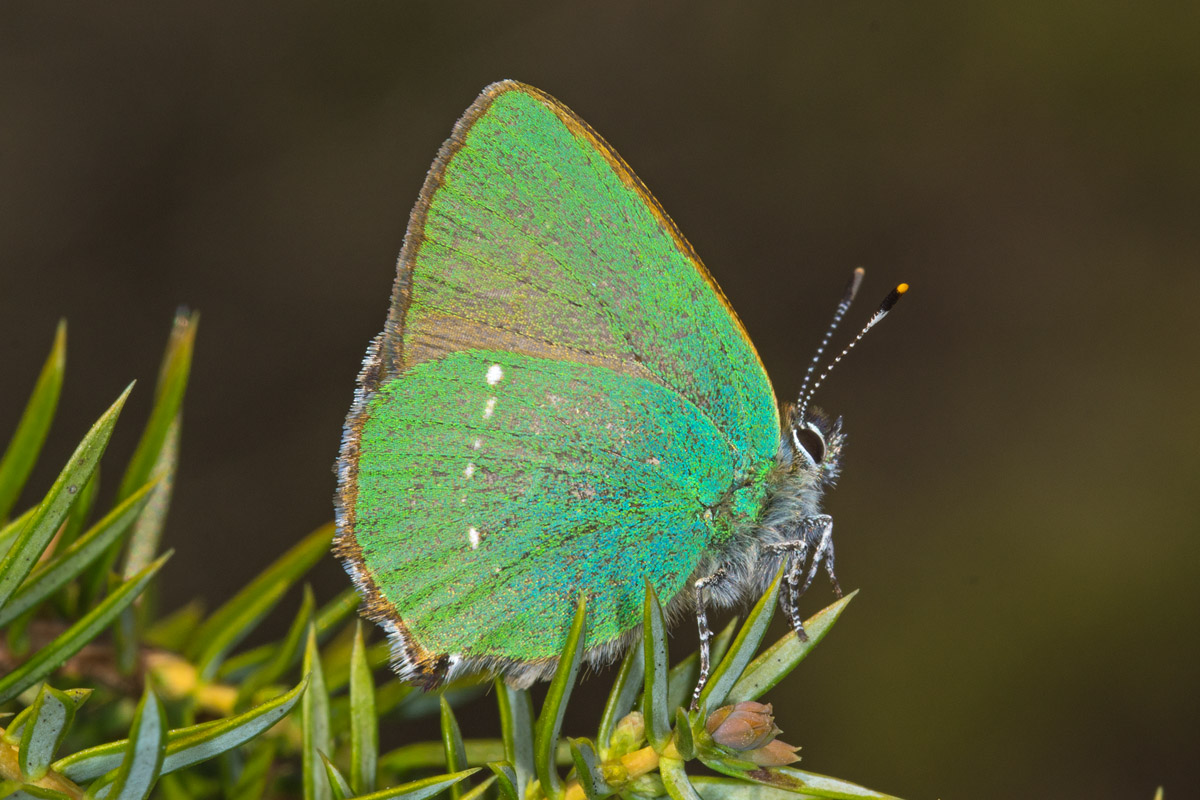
[334,81,905,704]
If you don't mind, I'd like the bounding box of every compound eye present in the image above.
[792,425,826,465]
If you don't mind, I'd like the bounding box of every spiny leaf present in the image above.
[0,384,132,613]
[642,582,670,751]
[534,595,587,800]
[188,522,333,679]
[320,753,353,800]
[17,686,76,781]
[55,677,308,782]
[4,690,89,745]
[116,311,195,503]
[54,468,99,558]
[120,416,178,580]
[673,707,695,761]
[485,763,518,800]
[85,313,194,626]
[699,761,902,800]
[567,738,613,800]
[311,622,370,694]
[0,551,167,704]
[495,682,534,799]
[0,481,156,628]
[440,697,467,800]
[302,625,332,800]
[596,637,643,756]
[0,320,65,522]
[115,313,191,670]
[349,621,378,795]
[660,756,703,800]
[726,592,857,704]
[697,567,784,713]
[348,769,478,800]
[105,686,167,800]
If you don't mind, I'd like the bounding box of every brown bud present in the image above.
[743,738,802,766]
[705,701,783,751]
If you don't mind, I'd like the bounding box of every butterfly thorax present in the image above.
[698,409,844,611]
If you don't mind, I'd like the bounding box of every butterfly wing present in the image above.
[337,82,780,683]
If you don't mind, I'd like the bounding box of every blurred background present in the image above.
[2,3,1197,798]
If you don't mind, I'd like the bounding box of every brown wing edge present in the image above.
[333,80,769,689]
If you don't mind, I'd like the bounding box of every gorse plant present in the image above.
[0,317,901,800]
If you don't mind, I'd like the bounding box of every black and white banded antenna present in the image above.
[796,277,909,424]
[794,267,866,411]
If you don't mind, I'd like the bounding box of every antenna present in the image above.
[796,280,909,423]
[795,267,865,410]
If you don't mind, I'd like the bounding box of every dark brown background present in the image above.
[2,3,1197,798]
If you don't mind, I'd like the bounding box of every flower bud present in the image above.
[705,701,782,751]
[743,738,801,766]
[608,710,646,756]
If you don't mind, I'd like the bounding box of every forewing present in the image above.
[377,81,778,465]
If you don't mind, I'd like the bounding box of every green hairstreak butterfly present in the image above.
[334,81,906,698]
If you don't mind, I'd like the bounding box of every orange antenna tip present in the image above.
[878,283,909,314]
[797,275,909,421]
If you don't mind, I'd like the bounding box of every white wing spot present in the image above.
[463,463,475,479]
[486,364,504,385]
[483,397,497,419]
[468,527,481,549]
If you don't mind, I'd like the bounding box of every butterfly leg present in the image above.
[823,533,843,598]
[765,539,810,639]
[765,514,836,641]
[797,515,839,599]
[690,567,728,711]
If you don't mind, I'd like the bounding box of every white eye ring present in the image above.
[791,422,826,468]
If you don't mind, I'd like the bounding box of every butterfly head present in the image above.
[785,404,844,485]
